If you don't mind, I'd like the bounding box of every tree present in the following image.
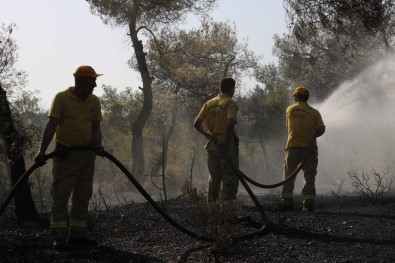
[88,0,217,179]
[100,85,141,170]
[246,64,290,142]
[144,19,257,186]
[237,64,289,176]
[284,0,395,52]
[144,88,177,186]
[0,23,45,224]
[145,18,257,143]
[146,18,257,107]
[275,0,395,100]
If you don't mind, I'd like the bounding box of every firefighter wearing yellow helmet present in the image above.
[280,86,325,212]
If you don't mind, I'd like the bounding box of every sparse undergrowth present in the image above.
[347,167,394,204]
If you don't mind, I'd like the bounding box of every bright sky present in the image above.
[1,0,287,108]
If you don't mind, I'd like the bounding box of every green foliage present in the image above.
[239,64,289,143]
[101,85,142,131]
[88,0,217,29]
[0,23,28,97]
[88,0,218,178]
[285,0,395,45]
[0,23,44,152]
[276,0,395,101]
[146,18,258,106]
[11,91,45,154]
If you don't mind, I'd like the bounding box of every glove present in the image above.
[92,144,105,157]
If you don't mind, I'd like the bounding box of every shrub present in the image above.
[347,167,394,205]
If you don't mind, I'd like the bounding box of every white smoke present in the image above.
[315,55,395,192]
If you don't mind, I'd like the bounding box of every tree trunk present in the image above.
[258,138,273,178]
[0,83,45,225]
[128,12,153,179]
[150,112,176,178]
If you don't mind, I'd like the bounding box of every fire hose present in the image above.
[210,135,309,189]
[0,143,306,242]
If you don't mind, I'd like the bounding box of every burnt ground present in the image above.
[0,194,394,263]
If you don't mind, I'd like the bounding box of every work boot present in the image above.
[303,199,315,212]
[52,238,67,249]
[68,226,97,246]
[278,198,294,211]
[68,237,98,247]
[51,228,68,249]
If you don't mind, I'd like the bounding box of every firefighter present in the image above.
[280,86,325,212]
[194,77,239,202]
[35,65,103,249]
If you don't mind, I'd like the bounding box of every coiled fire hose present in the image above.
[0,143,306,242]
